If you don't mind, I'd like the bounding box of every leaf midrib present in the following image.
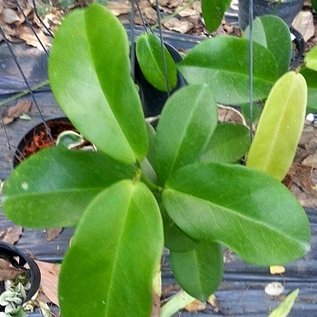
[167,88,208,177]
[179,64,276,84]
[168,189,306,246]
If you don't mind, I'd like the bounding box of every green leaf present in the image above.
[163,163,310,265]
[247,71,307,181]
[313,0,317,12]
[178,36,279,105]
[154,84,218,183]
[161,205,197,252]
[304,45,317,71]
[49,4,148,164]
[269,289,299,317]
[244,15,292,75]
[170,241,223,301]
[240,103,262,125]
[136,33,177,92]
[201,0,231,33]
[301,67,317,113]
[59,180,164,317]
[2,147,135,227]
[200,123,250,163]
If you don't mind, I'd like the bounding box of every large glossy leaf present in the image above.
[2,147,135,227]
[243,15,291,75]
[247,72,307,181]
[200,123,250,163]
[301,68,317,112]
[201,0,231,33]
[178,36,279,104]
[136,33,177,92]
[59,180,163,317]
[170,241,223,301]
[163,163,310,265]
[304,45,317,71]
[49,4,148,164]
[154,84,218,183]
[161,205,197,252]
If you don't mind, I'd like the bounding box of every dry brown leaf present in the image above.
[144,7,158,22]
[166,0,184,8]
[218,105,247,125]
[163,17,194,33]
[178,6,198,18]
[0,259,25,281]
[17,25,49,49]
[207,294,220,312]
[302,153,317,168]
[1,8,21,24]
[1,100,32,125]
[0,226,23,244]
[107,1,130,16]
[292,11,315,42]
[150,0,169,6]
[185,299,206,312]
[45,228,63,242]
[35,261,60,306]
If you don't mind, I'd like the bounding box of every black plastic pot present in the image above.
[238,0,305,30]
[13,117,75,167]
[0,242,41,306]
[134,43,186,118]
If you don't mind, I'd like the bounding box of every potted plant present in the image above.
[1,3,311,317]
[0,242,41,317]
[238,0,305,30]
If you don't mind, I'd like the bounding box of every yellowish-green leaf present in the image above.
[304,46,317,71]
[269,289,299,317]
[247,71,307,180]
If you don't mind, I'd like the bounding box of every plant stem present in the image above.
[160,291,195,317]
[0,80,49,108]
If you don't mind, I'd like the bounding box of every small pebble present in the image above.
[265,282,285,297]
[306,113,315,123]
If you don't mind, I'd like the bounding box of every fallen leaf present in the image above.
[45,228,63,242]
[292,11,315,42]
[0,226,23,245]
[207,294,220,312]
[35,261,60,306]
[16,25,49,49]
[302,153,317,168]
[38,300,53,317]
[218,105,247,125]
[270,265,286,275]
[0,259,25,281]
[178,7,198,18]
[1,8,21,24]
[1,100,32,125]
[107,1,130,16]
[144,7,157,23]
[163,17,194,33]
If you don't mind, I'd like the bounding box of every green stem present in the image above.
[160,291,195,317]
[0,79,49,108]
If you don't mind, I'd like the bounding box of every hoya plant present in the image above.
[2,4,311,317]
